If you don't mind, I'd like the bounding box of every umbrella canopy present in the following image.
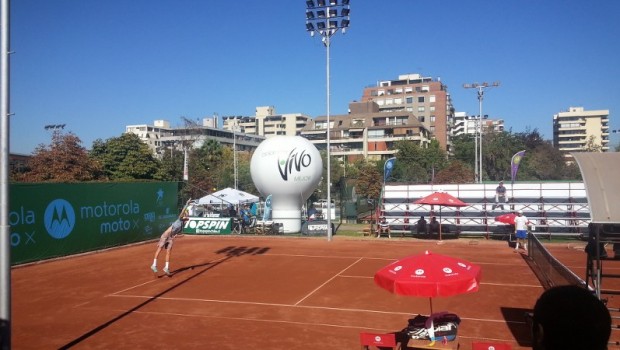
[414,191,467,207]
[414,192,467,240]
[495,213,517,225]
[197,187,259,206]
[374,250,481,313]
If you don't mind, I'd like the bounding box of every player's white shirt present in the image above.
[515,215,529,230]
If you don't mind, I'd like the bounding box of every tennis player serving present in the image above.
[150,199,191,275]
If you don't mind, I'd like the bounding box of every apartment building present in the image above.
[359,73,454,152]
[299,100,431,163]
[125,118,265,158]
[222,106,312,138]
[452,111,505,137]
[553,106,610,161]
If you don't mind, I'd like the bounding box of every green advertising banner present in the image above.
[183,217,232,235]
[9,182,179,265]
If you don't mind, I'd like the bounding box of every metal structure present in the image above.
[305,0,350,241]
[463,81,500,183]
[1,0,10,347]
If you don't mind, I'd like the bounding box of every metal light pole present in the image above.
[463,81,500,183]
[1,0,10,347]
[306,0,350,241]
[232,123,238,190]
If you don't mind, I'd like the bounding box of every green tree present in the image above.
[183,139,224,199]
[15,130,102,182]
[481,131,523,181]
[434,160,474,184]
[392,139,448,183]
[355,161,382,200]
[90,133,160,180]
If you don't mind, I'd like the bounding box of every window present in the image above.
[406,97,413,104]
[429,95,436,103]
[418,106,425,112]
[418,96,425,103]
[430,106,436,112]
[368,129,385,138]
[394,98,402,104]
[385,99,393,105]
[405,87,413,93]
[406,107,413,112]
[430,115,436,122]
[376,99,385,106]
[418,116,425,123]
[378,90,385,96]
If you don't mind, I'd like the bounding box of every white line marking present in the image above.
[106,294,527,325]
[294,257,364,306]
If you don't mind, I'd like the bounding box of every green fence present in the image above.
[9,182,179,265]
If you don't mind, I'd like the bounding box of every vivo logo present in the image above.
[277,148,312,181]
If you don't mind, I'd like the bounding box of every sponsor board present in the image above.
[183,217,232,235]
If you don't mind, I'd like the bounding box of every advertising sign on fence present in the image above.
[183,217,232,235]
[9,182,179,265]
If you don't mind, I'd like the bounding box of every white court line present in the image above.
[338,275,542,288]
[105,294,527,325]
[106,256,229,297]
[294,257,364,306]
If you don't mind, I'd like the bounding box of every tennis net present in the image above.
[528,233,587,289]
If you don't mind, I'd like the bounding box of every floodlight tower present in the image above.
[463,81,500,183]
[305,0,350,241]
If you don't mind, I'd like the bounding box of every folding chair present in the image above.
[471,341,512,350]
[359,332,398,350]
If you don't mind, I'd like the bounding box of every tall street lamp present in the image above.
[232,121,240,190]
[306,0,350,241]
[463,81,500,183]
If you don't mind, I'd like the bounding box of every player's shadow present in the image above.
[167,246,270,276]
[59,245,270,349]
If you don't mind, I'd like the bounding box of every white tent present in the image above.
[197,187,260,206]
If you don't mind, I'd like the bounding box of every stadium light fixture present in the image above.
[305,0,350,241]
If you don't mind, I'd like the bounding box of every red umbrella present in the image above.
[414,192,467,240]
[374,250,481,314]
[495,213,516,225]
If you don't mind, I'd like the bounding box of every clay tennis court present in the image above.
[11,235,594,349]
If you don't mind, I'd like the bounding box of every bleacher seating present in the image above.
[380,182,589,238]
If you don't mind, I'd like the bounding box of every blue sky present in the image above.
[9,0,620,154]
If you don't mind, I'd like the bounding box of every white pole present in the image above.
[326,29,332,242]
[478,88,483,183]
[233,126,237,190]
[1,0,12,347]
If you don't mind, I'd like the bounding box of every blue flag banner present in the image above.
[384,157,396,183]
[511,150,526,184]
[262,194,272,221]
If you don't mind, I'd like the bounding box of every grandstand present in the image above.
[380,181,589,238]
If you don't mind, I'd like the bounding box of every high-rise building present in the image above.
[360,73,454,152]
[299,100,431,163]
[222,106,312,138]
[452,111,505,137]
[553,106,610,161]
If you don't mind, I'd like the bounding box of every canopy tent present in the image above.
[573,152,620,224]
[197,187,260,206]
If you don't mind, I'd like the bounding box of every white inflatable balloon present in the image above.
[250,136,323,233]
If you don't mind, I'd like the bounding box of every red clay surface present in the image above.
[11,235,597,349]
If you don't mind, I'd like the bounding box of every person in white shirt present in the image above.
[514,210,531,251]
